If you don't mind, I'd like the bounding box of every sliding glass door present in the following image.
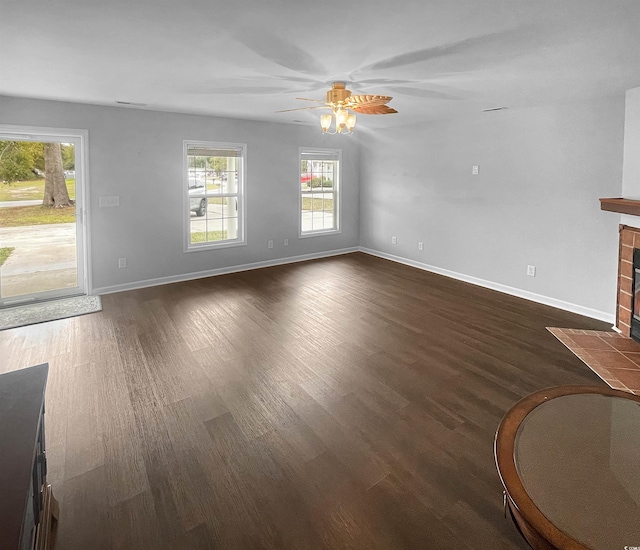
[0,126,88,307]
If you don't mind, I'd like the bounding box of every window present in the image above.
[299,148,340,236]
[184,141,246,251]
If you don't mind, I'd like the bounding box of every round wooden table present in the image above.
[494,385,640,550]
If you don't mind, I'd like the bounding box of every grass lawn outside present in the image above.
[302,197,333,211]
[190,231,227,243]
[0,178,76,202]
[0,247,14,266]
[0,205,76,228]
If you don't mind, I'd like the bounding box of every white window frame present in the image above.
[299,147,341,238]
[183,140,246,252]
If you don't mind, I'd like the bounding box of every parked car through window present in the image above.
[188,175,206,217]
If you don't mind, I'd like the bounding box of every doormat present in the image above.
[0,295,102,331]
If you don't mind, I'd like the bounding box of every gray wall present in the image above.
[621,87,640,229]
[622,87,640,199]
[0,94,626,320]
[0,96,360,293]
[359,96,624,319]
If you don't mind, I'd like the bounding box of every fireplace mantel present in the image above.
[600,198,640,216]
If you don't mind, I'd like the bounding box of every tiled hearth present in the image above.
[548,327,640,395]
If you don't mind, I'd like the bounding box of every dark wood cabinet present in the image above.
[0,364,58,550]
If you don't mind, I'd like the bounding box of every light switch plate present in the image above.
[99,195,120,207]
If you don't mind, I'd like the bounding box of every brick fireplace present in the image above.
[544,213,640,394]
[616,224,640,337]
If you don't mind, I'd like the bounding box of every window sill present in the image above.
[299,229,341,239]
[184,240,246,253]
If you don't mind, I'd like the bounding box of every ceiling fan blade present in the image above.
[386,86,462,100]
[355,29,523,72]
[181,76,297,95]
[347,95,394,108]
[235,28,326,75]
[348,78,415,86]
[350,105,398,115]
[276,105,328,113]
[189,86,291,95]
[279,85,398,115]
[275,75,322,84]
[272,76,328,93]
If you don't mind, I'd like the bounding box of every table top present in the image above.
[495,385,640,550]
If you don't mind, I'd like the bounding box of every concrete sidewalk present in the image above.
[0,200,43,208]
[0,223,78,298]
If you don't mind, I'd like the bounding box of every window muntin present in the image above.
[300,148,340,236]
[184,142,245,250]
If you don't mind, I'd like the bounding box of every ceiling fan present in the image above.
[278,82,397,134]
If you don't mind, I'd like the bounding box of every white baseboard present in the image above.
[359,247,616,324]
[93,247,359,295]
[93,245,616,325]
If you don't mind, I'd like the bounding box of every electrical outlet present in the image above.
[392,236,397,245]
[418,242,424,251]
[284,239,289,247]
[118,257,127,268]
[268,240,274,249]
[527,265,536,277]
[472,165,479,175]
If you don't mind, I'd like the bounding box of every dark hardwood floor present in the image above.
[0,252,611,549]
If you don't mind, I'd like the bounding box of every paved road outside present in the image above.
[0,223,77,299]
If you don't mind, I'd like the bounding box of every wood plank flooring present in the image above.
[0,252,611,549]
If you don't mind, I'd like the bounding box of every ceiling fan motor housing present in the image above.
[326,82,351,105]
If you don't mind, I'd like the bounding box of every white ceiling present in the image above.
[2,0,640,129]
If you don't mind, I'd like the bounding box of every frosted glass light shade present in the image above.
[346,114,356,131]
[320,114,332,132]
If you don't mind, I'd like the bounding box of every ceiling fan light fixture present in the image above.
[320,114,332,133]
[335,108,348,128]
[319,108,356,135]
[346,113,357,132]
[296,82,392,134]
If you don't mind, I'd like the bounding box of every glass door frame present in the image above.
[0,124,91,307]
